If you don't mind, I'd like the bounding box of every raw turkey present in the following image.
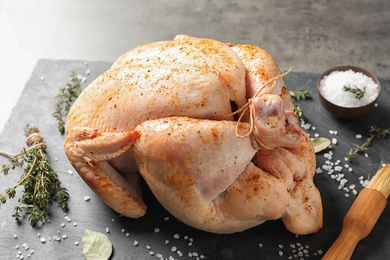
[64,35,322,234]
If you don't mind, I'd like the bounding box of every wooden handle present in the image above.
[322,188,387,260]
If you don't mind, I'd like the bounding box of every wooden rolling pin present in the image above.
[322,164,390,260]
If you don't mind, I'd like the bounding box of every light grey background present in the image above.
[1,0,389,132]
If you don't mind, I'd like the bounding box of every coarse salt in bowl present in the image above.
[317,66,381,119]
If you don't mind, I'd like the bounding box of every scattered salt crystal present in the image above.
[126,233,130,237]
[331,138,338,145]
[73,222,77,227]
[364,153,369,157]
[173,233,180,239]
[302,123,311,130]
[149,251,155,256]
[314,133,320,138]
[356,134,363,139]
[164,216,169,221]
[338,178,348,189]
[64,216,71,222]
[67,170,73,175]
[83,196,90,201]
[146,245,151,250]
[133,241,139,246]
[279,251,284,256]
[62,234,68,239]
[75,241,79,246]
[171,246,177,252]
[165,240,169,245]
[53,235,61,242]
[40,76,45,81]
[258,243,263,247]
[336,174,345,181]
[13,234,17,239]
[40,237,46,243]
[105,227,110,233]
[86,69,90,75]
[345,193,350,197]
[154,228,160,233]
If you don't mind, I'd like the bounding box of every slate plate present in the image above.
[0,59,389,260]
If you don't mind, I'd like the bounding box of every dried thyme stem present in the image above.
[347,125,390,162]
[289,90,311,120]
[53,72,81,134]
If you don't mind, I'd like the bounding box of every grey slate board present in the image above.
[0,59,389,260]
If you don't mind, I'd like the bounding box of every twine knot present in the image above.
[26,132,46,150]
[232,67,292,140]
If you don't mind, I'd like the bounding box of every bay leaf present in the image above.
[312,137,331,153]
[82,229,113,260]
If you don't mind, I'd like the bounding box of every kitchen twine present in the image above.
[230,67,292,145]
[0,131,46,159]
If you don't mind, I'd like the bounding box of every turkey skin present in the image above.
[64,35,322,234]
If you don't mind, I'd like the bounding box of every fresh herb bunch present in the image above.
[0,124,69,226]
[343,85,366,99]
[53,72,81,134]
[347,125,390,162]
[289,90,311,120]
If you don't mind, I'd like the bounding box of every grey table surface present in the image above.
[0,59,389,260]
[1,0,390,134]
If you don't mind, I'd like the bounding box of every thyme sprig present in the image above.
[289,90,311,120]
[346,125,390,162]
[343,85,366,99]
[53,72,81,134]
[0,124,69,226]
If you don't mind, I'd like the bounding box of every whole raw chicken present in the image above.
[64,35,322,234]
